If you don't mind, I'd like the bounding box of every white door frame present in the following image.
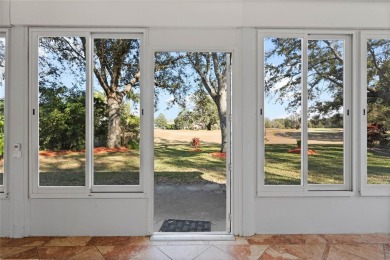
[149,49,233,240]
[145,29,239,239]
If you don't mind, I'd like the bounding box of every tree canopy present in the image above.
[265,38,344,120]
[155,52,229,152]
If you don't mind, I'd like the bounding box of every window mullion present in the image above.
[302,34,309,190]
[86,33,93,191]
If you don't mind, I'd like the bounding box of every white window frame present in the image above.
[90,33,144,193]
[360,31,390,197]
[257,30,354,197]
[29,28,146,198]
[0,29,9,197]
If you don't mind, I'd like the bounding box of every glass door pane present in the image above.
[92,37,141,187]
[264,37,302,185]
[38,36,86,186]
[307,39,345,184]
[366,38,390,185]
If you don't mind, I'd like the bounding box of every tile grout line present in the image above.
[320,243,330,260]
[332,243,381,259]
[94,245,105,259]
[154,245,173,260]
[255,244,270,259]
[192,244,211,260]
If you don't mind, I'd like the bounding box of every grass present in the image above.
[10,127,390,186]
[367,148,390,184]
[154,144,226,184]
[265,144,390,185]
[38,143,226,186]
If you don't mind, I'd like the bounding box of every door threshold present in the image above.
[150,232,235,241]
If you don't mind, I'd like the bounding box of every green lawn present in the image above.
[265,144,390,185]
[38,144,227,186]
[367,148,390,184]
[2,141,388,187]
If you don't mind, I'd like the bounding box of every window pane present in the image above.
[307,39,344,184]
[264,37,302,185]
[38,37,86,186]
[0,36,5,188]
[367,38,390,185]
[93,38,140,186]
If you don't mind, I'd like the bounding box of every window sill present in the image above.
[257,190,356,197]
[29,192,148,199]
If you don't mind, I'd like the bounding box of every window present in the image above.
[258,32,352,195]
[361,32,390,196]
[91,34,141,192]
[30,29,144,196]
[0,31,7,195]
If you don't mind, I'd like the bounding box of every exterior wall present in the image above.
[0,0,389,237]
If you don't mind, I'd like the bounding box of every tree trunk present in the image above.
[217,90,228,153]
[107,93,122,148]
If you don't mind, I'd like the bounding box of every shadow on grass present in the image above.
[265,144,344,185]
[154,144,226,174]
[272,130,343,143]
[265,172,301,185]
[39,171,140,186]
[155,171,218,185]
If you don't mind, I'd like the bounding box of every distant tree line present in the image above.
[154,88,220,131]
[265,113,343,129]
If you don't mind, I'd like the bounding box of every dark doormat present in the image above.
[159,219,211,232]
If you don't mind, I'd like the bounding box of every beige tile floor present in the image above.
[0,234,389,259]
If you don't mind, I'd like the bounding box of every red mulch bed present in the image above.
[288,148,319,155]
[211,152,226,159]
[40,147,130,157]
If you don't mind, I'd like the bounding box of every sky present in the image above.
[35,36,346,123]
[154,91,181,122]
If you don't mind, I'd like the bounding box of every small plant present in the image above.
[367,123,389,147]
[191,137,201,148]
[127,139,140,150]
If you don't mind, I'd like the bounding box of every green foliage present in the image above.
[39,85,86,150]
[155,113,168,129]
[120,102,140,149]
[367,39,390,129]
[93,92,108,147]
[190,88,219,130]
[173,88,220,130]
[174,110,195,130]
[265,38,344,117]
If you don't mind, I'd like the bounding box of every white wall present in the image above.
[30,199,148,236]
[255,197,390,234]
[1,0,390,29]
[0,0,390,237]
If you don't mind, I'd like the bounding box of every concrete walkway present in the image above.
[154,184,227,232]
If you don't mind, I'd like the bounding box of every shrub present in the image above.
[191,137,201,148]
[128,139,140,150]
[367,123,389,147]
